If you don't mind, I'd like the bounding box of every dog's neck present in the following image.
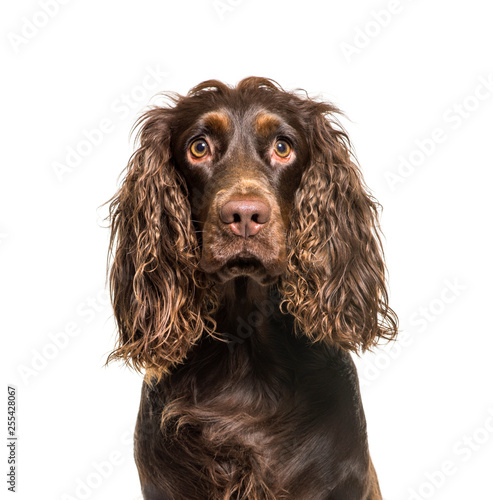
[221,276,269,308]
[214,277,281,346]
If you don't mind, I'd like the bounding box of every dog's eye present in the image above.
[274,140,291,159]
[190,139,209,159]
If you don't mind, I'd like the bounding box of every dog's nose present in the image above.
[220,199,271,238]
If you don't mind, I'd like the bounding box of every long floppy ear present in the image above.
[280,107,398,351]
[106,108,213,378]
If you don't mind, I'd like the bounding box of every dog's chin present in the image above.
[200,255,285,285]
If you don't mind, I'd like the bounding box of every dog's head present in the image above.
[107,77,398,376]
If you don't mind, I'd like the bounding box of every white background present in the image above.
[2,1,492,499]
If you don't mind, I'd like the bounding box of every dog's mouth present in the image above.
[222,255,281,284]
[225,257,264,276]
[199,250,284,285]
[199,217,288,284]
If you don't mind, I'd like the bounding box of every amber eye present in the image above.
[274,140,291,158]
[190,139,209,158]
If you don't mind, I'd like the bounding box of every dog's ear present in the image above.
[107,108,213,378]
[280,107,398,351]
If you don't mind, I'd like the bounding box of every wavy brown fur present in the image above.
[107,108,218,377]
[279,108,397,349]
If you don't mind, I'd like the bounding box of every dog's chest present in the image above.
[136,340,368,498]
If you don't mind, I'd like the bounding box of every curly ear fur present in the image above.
[280,109,398,351]
[107,108,215,378]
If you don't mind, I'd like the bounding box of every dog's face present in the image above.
[172,103,310,284]
[108,78,398,375]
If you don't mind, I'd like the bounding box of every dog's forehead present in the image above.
[194,107,289,139]
[198,111,232,134]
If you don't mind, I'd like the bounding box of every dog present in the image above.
[107,77,398,499]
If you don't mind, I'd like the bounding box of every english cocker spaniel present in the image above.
[107,77,398,499]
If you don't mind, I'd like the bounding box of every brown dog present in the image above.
[107,77,397,499]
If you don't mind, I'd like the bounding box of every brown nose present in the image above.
[220,199,271,238]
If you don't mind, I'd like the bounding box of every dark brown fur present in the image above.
[107,77,398,499]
